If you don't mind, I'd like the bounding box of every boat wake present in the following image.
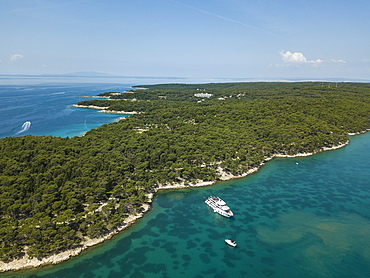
[14,121,31,135]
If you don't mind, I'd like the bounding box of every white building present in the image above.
[194,93,213,98]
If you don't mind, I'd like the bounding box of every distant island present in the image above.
[1,82,370,272]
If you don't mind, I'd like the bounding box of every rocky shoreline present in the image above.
[0,140,351,273]
[70,104,139,114]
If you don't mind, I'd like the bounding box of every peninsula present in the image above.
[1,82,370,272]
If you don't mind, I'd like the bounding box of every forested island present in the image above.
[1,82,370,272]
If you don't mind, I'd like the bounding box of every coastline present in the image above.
[0,139,352,273]
[70,104,139,114]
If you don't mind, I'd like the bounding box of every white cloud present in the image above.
[10,54,24,61]
[280,50,307,63]
[279,51,328,67]
[278,51,345,67]
[308,59,323,64]
[330,59,346,63]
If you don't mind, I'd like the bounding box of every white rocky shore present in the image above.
[70,104,139,114]
[0,209,149,273]
[0,140,351,273]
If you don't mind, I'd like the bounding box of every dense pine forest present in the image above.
[1,82,370,263]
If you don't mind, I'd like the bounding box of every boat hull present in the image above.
[205,196,234,218]
[225,239,237,247]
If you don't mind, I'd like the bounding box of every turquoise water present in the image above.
[1,79,370,277]
[0,83,131,138]
[2,132,370,278]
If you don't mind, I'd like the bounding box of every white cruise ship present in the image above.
[205,196,234,218]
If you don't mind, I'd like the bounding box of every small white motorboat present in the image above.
[225,239,237,247]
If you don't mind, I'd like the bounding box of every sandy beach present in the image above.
[0,139,351,273]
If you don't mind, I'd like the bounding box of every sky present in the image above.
[1,0,369,80]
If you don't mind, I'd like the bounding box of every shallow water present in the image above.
[2,132,369,278]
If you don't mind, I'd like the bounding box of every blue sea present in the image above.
[0,82,132,138]
[1,77,370,278]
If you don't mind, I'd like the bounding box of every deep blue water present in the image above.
[1,79,370,277]
[0,83,133,138]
